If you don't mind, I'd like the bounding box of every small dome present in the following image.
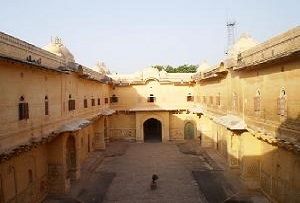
[228,33,258,58]
[142,67,160,81]
[43,37,75,63]
[197,61,210,72]
[95,61,110,74]
[159,70,168,78]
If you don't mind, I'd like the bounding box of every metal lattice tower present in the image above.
[226,20,236,54]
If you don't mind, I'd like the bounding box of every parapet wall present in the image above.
[237,26,300,69]
[0,32,66,69]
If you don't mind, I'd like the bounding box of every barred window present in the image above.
[147,94,156,103]
[187,93,194,102]
[277,89,287,116]
[84,98,88,108]
[19,96,29,120]
[68,94,75,111]
[97,98,100,105]
[110,95,118,103]
[45,96,49,115]
[91,98,95,106]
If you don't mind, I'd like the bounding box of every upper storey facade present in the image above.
[0,32,112,155]
[109,68,196,111]
[192,26,300,148]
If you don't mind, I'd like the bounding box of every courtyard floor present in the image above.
[45,141,269,203]
[101,142,202,203]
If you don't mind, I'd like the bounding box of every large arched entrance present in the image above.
[143,118,162,142]
[184,122,195,140]
[66,135,76,182]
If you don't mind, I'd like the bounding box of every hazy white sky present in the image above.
[1,0,299,73]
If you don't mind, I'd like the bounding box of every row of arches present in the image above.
[65,117,108,184]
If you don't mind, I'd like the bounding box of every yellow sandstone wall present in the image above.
[109,112,136,141]
[111,80,195,110]
[0,60,110,154]
[194,48,300,202]
[0,145,48,203]
[0,58,110,201]
[169,112,200,141]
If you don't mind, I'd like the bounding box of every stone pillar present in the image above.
[47,132,81,194]
[93,118,106,150]
[227,132,240,168]
[104,116,110,143]
[47,133,69,194]
[199,117,214,148]
[73,132,81,181]
[135,113,143,142]
[240,132,261,189]
[161,112,170,143]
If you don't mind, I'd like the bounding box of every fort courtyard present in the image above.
[0,2,300,203]
[43,141,269,202]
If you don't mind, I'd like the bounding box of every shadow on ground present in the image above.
[178,140,268,203]
[44,141,130,203]
[74,171,115,203]
[43,172,115,203]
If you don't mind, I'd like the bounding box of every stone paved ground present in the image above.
[44,141,269,203]
[99,142,203,203]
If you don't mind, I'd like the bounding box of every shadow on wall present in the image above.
[198,114,300,203]
[276,115,300,144]
[265,114,300,202]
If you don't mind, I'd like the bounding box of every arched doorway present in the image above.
[143,118,162,142]
[184,122,195,140]
[66,135,76,182]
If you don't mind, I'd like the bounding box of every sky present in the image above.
[1,0,299,73]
